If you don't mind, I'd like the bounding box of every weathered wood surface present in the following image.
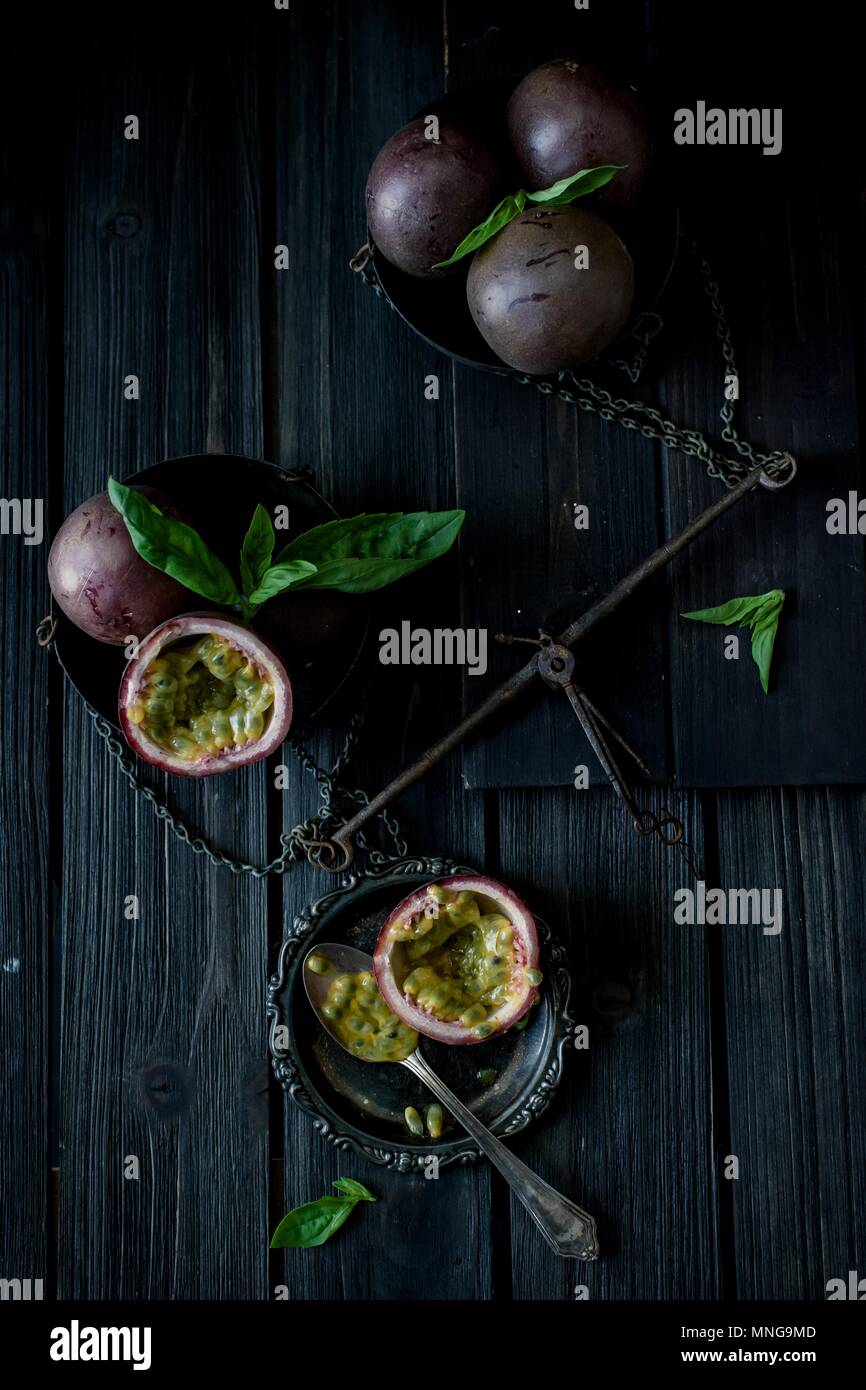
[716,788,866,1299]
[0,0,863,1306]
[454,0,866,789]
[271,0,494,1300]
[498,785,718,1300]
[57,16,270,1299]
[658,5,866,788]
[448,0,670,792]
[0,49,52,1298]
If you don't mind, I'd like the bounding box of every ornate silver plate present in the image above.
[267,855,577,1171]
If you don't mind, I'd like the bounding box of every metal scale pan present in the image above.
[362,79,680,380]
[267,856,580,1171]
[50,454,370,730]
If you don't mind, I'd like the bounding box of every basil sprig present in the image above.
[239,503,276,597]
[681,589,785,694]
[432,164,623,269]
[272,510,465,593]
[108,476,464,621]
[270,1178,376,1249]
[107,477,243,608]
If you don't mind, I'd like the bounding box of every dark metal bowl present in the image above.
[51,454,369,728]
[364,80,680,378]
[267,855,578,1171]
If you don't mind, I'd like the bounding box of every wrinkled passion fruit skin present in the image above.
[506,59,652,214]
[48,487,191,645]
[467,204,634,374]
[373,874,540,1046]
[119,613,293,778]
[366,117,501,278]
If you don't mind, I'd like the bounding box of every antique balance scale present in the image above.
[42,80,797,1203]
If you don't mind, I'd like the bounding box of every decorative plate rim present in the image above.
[267,854,577,1172]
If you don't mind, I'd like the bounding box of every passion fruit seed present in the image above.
[477,1068,497,1085]
[404,1106,424,1137]
[323,970,417,1062]
[306,954,331,976]
[525,969,543,987]
[132,634,275,760]
[425,1104,444,1140]
[459,1004,487,1027]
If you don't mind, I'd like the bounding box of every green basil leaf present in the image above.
[526,163,623,205]
[274,510,464,594]
[332,1177,377,1202]
[247,560,319,610]
[431,164,621,269]
[681,596,765,626]
[431,191,527,269]
[107,476,242,607]
[681,589,785,694]
[750,618,779,694]
[240,504,275,597]
[269,1196,357,1249]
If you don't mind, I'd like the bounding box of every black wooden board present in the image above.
[656,3,866,788]
[450,0,866,789]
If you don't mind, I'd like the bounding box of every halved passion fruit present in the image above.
[373,875,541,1046]
[118,613,293,777]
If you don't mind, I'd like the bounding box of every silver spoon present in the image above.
[303,942,599,1261]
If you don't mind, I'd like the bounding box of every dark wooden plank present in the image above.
[445,1,670,790]
[653,0,866,785]
[58,14,271,1298]
[498,786,718,1299]
[716,789,866,1298]
[0,49,52,1294]
[270,0,494,1299]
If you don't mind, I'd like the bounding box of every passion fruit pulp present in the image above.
[373,875,541,1046]
[119,613,292,778]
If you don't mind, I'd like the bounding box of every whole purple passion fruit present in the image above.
[373,875,542,1046]
[506,59,652,213]
[48,487,191,645]
[466,204,634,374]
[119,613,293,778]
[366,117,500,277]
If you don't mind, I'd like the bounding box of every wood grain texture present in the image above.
[446,1,670,790]
[58,16,271,1298]
[269,0,493,1299]
[715,789,866,1298]
[1,0,864,1308]
[496,786,718,1299]
[652,0,866,785]
[0,50,52,1291]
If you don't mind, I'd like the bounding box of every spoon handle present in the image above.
[402,1050,599,1261]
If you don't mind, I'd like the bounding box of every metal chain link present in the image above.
[38,237,789,876]
[351,232,794,489]
[37,559,409,871]
[40,657,408,877]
